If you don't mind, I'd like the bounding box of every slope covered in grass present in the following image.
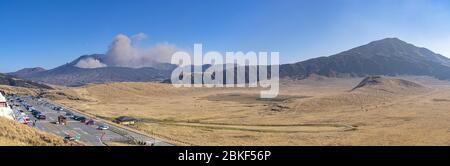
[0,117,82,146]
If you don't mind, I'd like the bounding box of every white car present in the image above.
[97,125,110,130]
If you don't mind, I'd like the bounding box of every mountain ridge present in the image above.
[0,73,53,89]
[280,38,450,79]
[8,67,46,78]
[10,37,450,86]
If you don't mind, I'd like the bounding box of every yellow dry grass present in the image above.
[47,76,450,145]
[0,85,41,96]
[0,117,82,146]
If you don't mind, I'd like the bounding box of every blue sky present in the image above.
[1,0,450,72]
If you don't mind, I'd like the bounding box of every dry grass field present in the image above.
[45,76,450,145]
[0,85,41,96]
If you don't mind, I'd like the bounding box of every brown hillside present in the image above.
[0,118,82,146]
[352,76,425,93]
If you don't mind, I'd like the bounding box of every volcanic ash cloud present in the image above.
[105,33,181,68]
[75,33,182,69]
[74,57,107,69]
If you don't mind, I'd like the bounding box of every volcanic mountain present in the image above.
[8,67,46,78]
[280,38,450,79]
[10,38,450,86]
[10,54,176,86]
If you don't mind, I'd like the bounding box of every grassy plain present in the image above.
[46,76,450,145]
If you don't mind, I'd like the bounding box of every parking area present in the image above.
[7,95,172,146]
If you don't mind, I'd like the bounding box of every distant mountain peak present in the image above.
[8,67,47,78]
[335,37,448,61]
[376,37,403,42]
[367,37,411,46]
[19,67,46,71]
[280,38,450,80]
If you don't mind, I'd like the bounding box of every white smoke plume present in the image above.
[131,32,148,41]
[75,33,181,69]
[104,34,139,67]
[104,33,181,68]
[74,57,107,68]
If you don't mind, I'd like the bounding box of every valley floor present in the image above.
[47,76,450,145]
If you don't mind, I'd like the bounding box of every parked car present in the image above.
[97,125,109,130]
[53,106,64,111]
[65,113,74,118]
[73,116,87,123]
[85,119,95,125]
[79,117,87,123]
[32,110,41,116]
[64,135,75,141]
[36,114,46,120]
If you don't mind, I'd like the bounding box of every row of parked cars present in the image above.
[15,95,110,130]
[22,102,46,120]
[65,112,109,130]
[12,98,46,120]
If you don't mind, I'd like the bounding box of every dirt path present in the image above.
[154,121,356,133]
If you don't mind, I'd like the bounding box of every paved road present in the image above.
[9,95,173,146]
